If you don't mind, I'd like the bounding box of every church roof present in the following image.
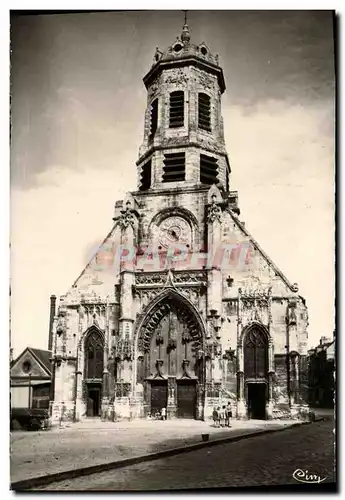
[229,210,300,295]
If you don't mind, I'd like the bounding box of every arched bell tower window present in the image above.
[149,98,158,138]
[85,330,104,379]
[169,91,184,128]
[198,93,211,131]
[139,159,152,191]
[200,154,218,185]
[243,327,268,379]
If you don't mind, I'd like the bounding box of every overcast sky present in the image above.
[10,10,335,356]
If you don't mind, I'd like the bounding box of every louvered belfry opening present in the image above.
[198,93,211,131]
[162,152,185,182]
[200,154,218,185]
[139,159,152,191]
[150,98,158,137]
[169,91,184,128]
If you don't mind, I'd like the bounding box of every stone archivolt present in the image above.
[138,297,203,354]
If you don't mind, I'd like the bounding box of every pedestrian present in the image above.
[225,402,232,427]
[161,407,167,421]
[219,406,226,427]
[212,407,219,427]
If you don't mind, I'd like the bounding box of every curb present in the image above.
[11,420,311,490]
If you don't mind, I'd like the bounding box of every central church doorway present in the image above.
[86,384,102,417]
[150,381,168,415]
[247,383,266,420]
[177,380,196,419]
[137,290,205,420]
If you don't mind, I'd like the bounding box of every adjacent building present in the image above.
[10,347,52,410]
[308,335,335,409]
[50,21,309,423]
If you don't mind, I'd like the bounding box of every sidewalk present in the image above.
[11,418,300,484]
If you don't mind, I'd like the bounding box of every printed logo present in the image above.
[292,469,326,484]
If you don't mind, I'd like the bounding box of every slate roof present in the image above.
[29,348,52,375]
[11,347,52,376]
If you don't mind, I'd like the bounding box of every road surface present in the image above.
[37,420,336,491]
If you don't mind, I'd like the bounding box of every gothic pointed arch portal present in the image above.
[136,291,206,419]
[84,326,104,417]
[243,324,269,420]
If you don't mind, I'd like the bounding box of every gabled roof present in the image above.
[11,347,52,377]
[29,348,52,375]
[228,210,300,294]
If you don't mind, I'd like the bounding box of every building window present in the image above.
[149,98,158,138]
[243,328,268,379]
[169,91,184,128]
[162,152,185,182]
[22,361,32,373]
[200,154,218,185]
[85,331,104,379]
[198,93,211,131]
[139,159,152,191]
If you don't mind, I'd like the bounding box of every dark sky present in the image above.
[10,11,335,355]
[10,10,334,188]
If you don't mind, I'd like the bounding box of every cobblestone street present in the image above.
[36,420,335,491]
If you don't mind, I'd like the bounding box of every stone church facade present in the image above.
[50,22,309,424]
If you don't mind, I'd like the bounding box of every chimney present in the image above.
[48,295,57,351]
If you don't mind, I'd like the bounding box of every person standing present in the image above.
[226,402,232,427]
[212,407,219,427]
[161,407,167,421]
[219,406,226,427]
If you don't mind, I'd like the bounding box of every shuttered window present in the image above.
[169,91,184,128]
[162,152,185,182]
[139,160,152,191]
[200,154,218,185]
[225,167,229,191]
[150,98,158,137]
[198,93,211,131]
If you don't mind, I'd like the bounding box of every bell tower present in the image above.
[137,18,230,192]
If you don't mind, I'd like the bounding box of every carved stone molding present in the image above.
[113,334,132,361]
[148,75,161,99]
[135,270,207,289]
[207,200,222,223]
[165,69,188,86]
[117,208,137,230]
[138,298,202,353]
[198,72,214,91]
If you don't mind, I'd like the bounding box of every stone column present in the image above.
[167,376,177,419]
[236,291,246,418]
[266,371,275,419]
[74,305,85,421]
[236,371,246,419]
[101,300,111,420]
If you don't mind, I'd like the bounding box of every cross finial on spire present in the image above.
[181,10,190,43]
